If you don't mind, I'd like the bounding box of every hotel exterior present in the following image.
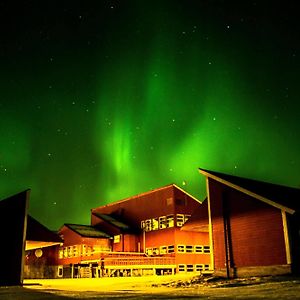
[2,169,299,282]
[55,184,211,278]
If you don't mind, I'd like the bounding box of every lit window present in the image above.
[73,245,77,257]
[146,248,152,256]
[86,246,92,256]
[145,219,152,231]
[177,245,185,253]
[195,245,203,253]
[166,215,174,228]
[58,248,63,259]
[185,245,193,253]
[152,218,159,230]
[204,264,210,270]
[114,235,120,243]
[176,214,185,227]
[82,245,86,256]
[152,247,159,255]
[160,246,167,254]
[67,246,73,257]
[168,245,175,253]
[159,216,167,229]
[203,246,210,253]
[141,221,145,229]
[186,264,194,272]
[178,264,185,272]
[63,247,68,258]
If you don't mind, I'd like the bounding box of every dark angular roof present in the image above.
[64,224,111,238]
[26,215,62,243]
[199,168,300,212]
[92,212,131,231]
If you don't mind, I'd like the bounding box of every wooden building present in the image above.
[24,215,63,279]
[57,184,211,277]
[0,190,63,283]
[199,168,300,277]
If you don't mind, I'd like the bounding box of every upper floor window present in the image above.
[166,215,174,228]
[159,216,167,229]
[114,235,120,243]
[176,214,184,226]
[141,215,175,232]
[152,218,159,230]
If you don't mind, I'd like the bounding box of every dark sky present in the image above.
[0,0,299,229]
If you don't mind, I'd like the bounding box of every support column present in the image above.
[282,210,292,264]
[206,178,215,271]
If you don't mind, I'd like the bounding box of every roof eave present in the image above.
[199,169,296,215]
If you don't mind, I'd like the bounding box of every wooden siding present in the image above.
[143,228,175,248]
[112,234,138,252]
[209,178,287,269]
[91,185,202,228]
[92,186,175,227]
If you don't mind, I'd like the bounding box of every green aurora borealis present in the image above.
[1,1,299,229]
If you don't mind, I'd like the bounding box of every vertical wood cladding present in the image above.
[209,179,286,269]
[92,186,175,227]
[91,185,201,228]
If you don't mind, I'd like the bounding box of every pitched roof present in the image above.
[92,212,131,231]
[64,224,111,238]
[199,168,300,214]
[91,183,201,210]
[26,215,62,243]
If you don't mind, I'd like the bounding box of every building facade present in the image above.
[199,168,300,277]
[57,184,211,278]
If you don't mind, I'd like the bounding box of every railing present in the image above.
[104,256,175,266]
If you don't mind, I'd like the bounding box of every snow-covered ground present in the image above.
[1,275,300,299]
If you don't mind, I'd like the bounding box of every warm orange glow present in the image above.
[25,240,62,251]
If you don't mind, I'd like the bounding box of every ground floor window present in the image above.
[178,264,185,272]
[57,266,63,277]
[178,264,210,273]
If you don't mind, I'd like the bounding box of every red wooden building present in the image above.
[199,168,300,277]
[57,184,211,277]
[24,215,63,279]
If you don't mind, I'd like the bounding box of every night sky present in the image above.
[1,1,299,229]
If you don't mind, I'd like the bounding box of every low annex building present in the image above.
[57,184,211,278]
[199,168,300,277]
[0,190,63,285]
